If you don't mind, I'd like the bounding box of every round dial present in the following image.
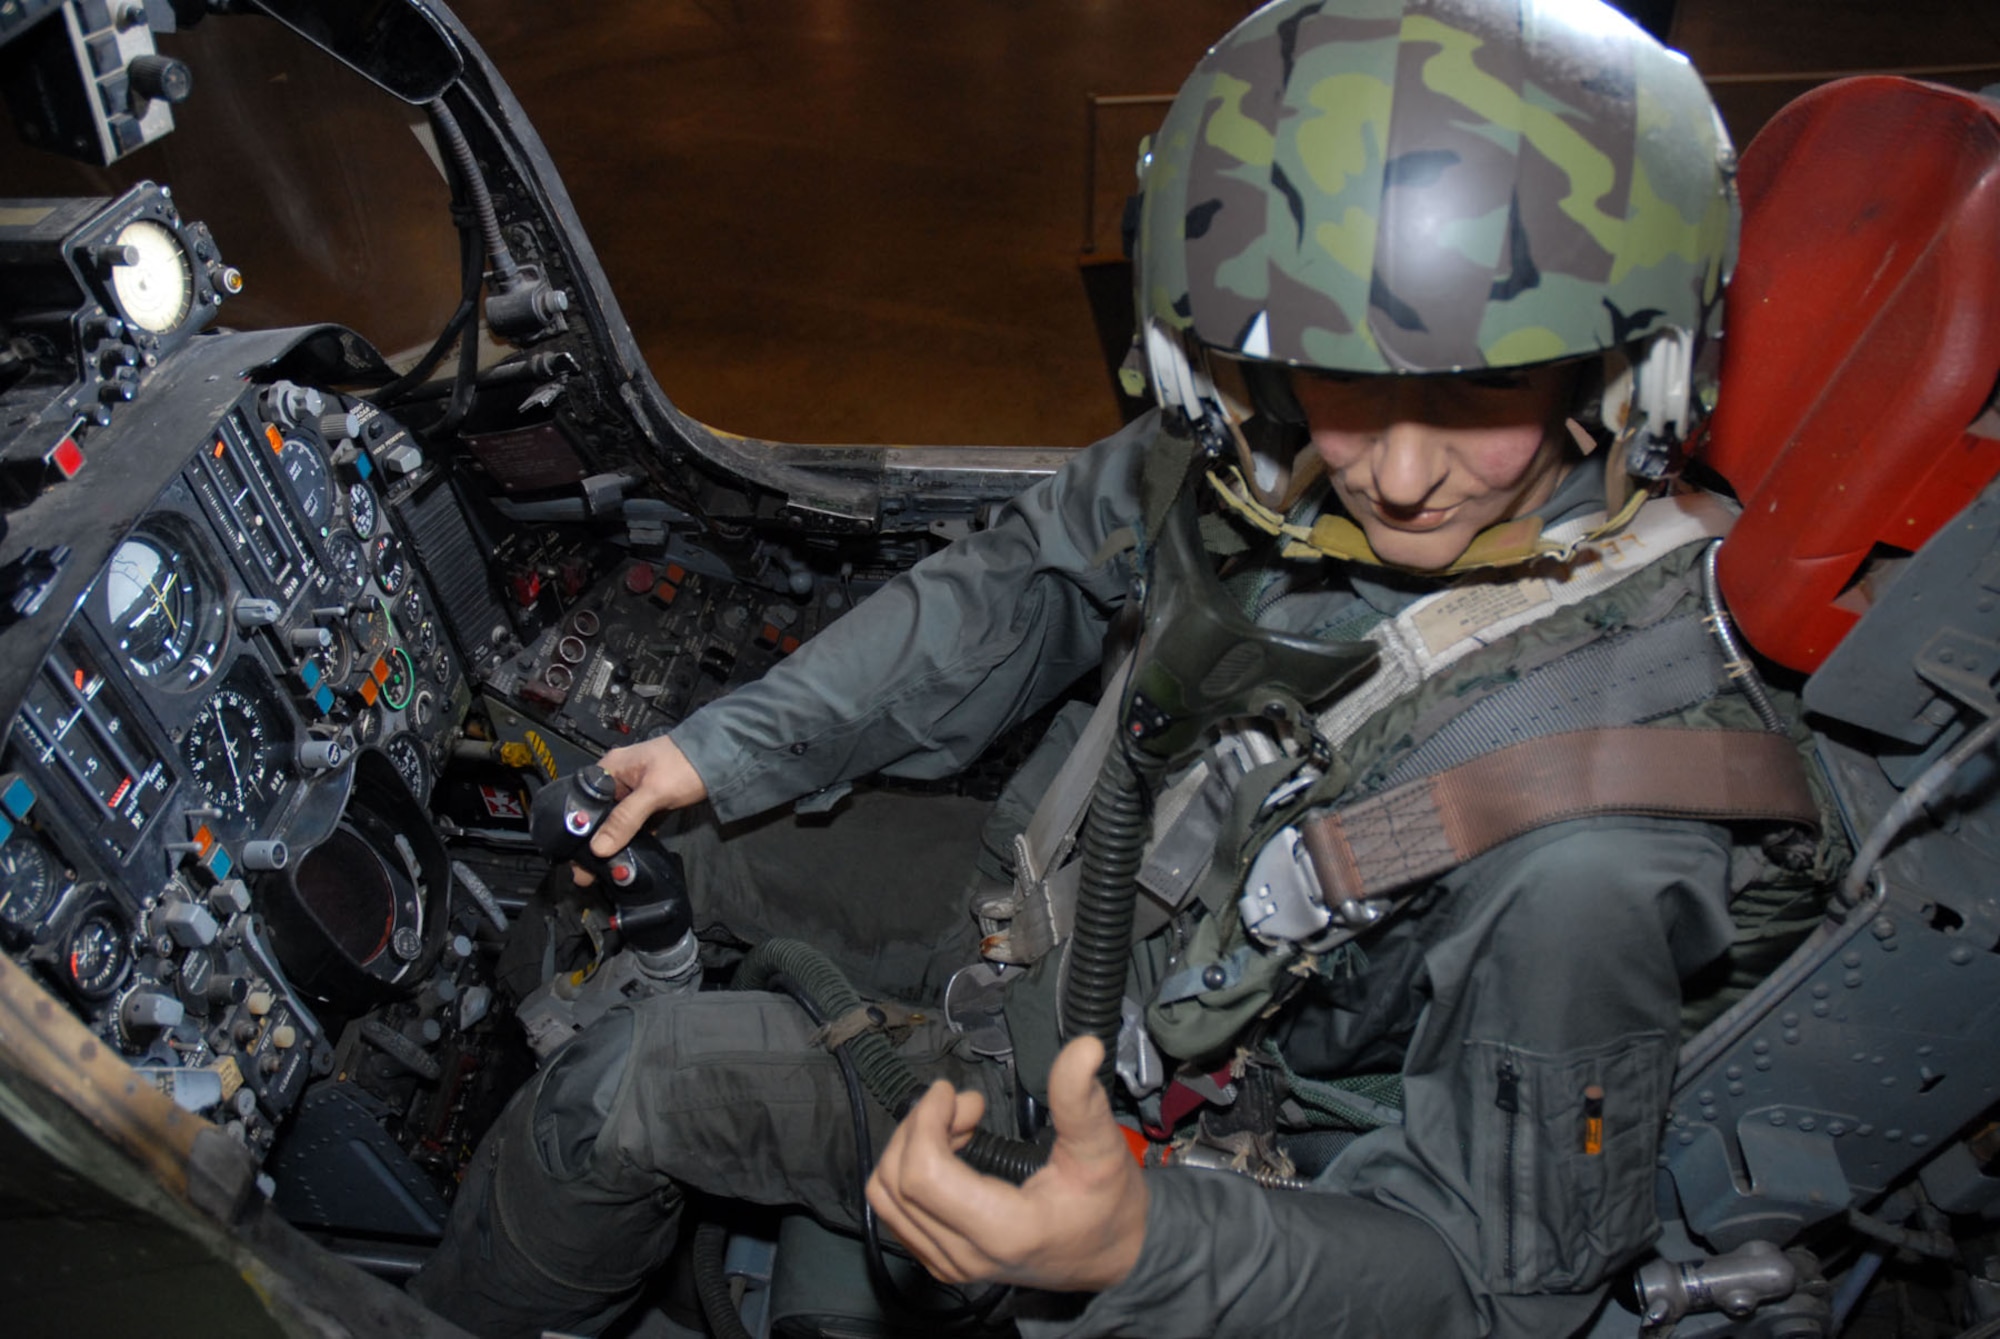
[380,646,416,713]
[0,839,58,937]
[411,618,439,660]
[370,533,407,597]
[108,219,193,333]
[347,481,378,539]
[183,685,288,816]
[384,732,429,801]
[324,530,366,604]
[347,601,388,660]
[105,535,206,682]
[278,436,332,532]
[63,907,133,1001]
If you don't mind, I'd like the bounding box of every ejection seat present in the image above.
[1628,75,2000,1333]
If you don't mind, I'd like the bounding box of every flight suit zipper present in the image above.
[1495,1055,1521,1282]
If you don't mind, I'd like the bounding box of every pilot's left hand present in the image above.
[865,1034,1148,1292]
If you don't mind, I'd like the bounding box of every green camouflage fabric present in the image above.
[1137,0,1737,374]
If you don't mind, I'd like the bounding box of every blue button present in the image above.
[0,814,12,847]
[313,685,335,714]
[0,774,34,820]
[204,846,233,880]
[355,451,374,480]
[299,659,321,690]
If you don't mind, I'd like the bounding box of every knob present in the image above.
[270,1024,297,1050]
[209,879,252,917]
[234,597,280,629]
[121,989,185,1036]
[297,738,344,772]
[259,381,322,429]
[97,377,136,404]
[318,410,361,443]
[245,988,274,1017]
[128,54,194,104]
[287,626,331,650]
[240,840,287,872]
[90,243,140,270]
[458,984,493,1029]
[379,442,424,475]
[96,343,139,374]
[158,901,218,949]
[205,973,249,1006]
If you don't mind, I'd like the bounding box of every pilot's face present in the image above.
[1296,363,1577,572]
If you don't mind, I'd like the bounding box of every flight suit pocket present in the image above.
[1470,1033,1668,1294]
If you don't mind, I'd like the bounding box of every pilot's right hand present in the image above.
[587,734,708,857]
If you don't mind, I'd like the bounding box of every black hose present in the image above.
[1059,743,1163,1073]
[736,941,1050,1191]
[426,97,517,285]
[691,1221,755,1339]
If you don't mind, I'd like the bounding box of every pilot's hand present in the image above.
[587,734,708,857]
[865,1035,1148,1293]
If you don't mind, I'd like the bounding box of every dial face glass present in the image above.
[105,535,209,682]
[347,602,388,659]
[108,219,193,333]
[347,481,378,539]
[385,732,429,800]
[63,907,132,1001]
[0,839,59,937]
[182,684,290,817]
[370,533,406,596]
[278,436,332,532]
[324,530,366,604]
[380,646,416,712]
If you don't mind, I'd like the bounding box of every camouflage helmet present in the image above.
[1136,0,1738,490]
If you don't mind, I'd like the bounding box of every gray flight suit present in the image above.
[414,411,1824,1339]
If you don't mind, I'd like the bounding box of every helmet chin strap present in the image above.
[1143,317,1679,574]
[1205,465,1651,576]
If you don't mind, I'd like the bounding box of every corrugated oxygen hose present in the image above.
[735,939,1048,1181]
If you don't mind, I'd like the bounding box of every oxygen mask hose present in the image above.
[1060,485,1378,1078]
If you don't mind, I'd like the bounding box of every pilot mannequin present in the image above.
[412,2,1841,1335]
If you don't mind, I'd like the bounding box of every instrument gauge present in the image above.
[347,481,378,539]
[183,685,290,817]
[370,533,407,597]
[278,436,333,532]
[347,601,389,660]
[324,530,367,604]
[105,534,217,685]
[0,839,59,938]
[107,219,193,334]
[385,733,429,801]
[61,906,133,1002]
[380,646,417,713]
[412,618,439,660]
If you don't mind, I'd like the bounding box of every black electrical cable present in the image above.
[369,212,480,407]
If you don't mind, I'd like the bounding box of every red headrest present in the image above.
[1702,77,2000,673]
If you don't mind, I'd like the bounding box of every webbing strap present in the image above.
[1301,727,1818,904]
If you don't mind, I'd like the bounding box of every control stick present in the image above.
[517,764,701,1059]
[528,764,692,954]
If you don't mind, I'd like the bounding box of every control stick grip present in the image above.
[527,765,693,952]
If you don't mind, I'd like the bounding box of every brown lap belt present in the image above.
[1301,727,1819,905]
